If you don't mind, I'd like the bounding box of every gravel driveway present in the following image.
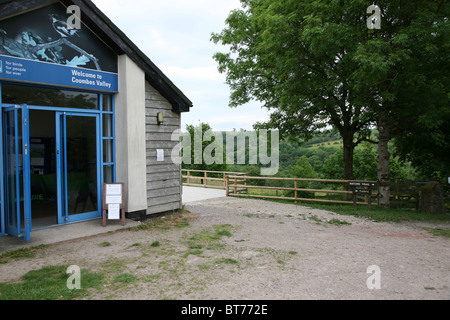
[1,197,449,300]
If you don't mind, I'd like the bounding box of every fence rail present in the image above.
[183,170,449,210]
[225,175,377,207]
[182,169,248,192]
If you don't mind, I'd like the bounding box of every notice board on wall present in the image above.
[102,183,125,227]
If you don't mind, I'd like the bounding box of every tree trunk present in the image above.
[342,130,355,200]
[342,130,355,181]
[377,109,391,209]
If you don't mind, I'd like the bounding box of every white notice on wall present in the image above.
[108,204,120,220]
[157,149,164,162]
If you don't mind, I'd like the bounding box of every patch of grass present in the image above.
[100,242,111,247]
[288,251,298,255]
[423,228,450,238]
[0,245,48,263]
[184,225,234,252]
[216,258,239,265]
[197,264,210,270]
[267,198,450,223]
[150,241,161,248]
[175,221,190,228]
[130,212,195,232]
[216,229,232,237]
[0,265,104,300]
[328,218,352,226]
[99,257,136,275]
[308,214,322,224]
[145,274,161,282]
[182,249,204,258]
[315,205,450,223]
[189,249,204,256]
[186,241,204,249]
[113,273,136,284]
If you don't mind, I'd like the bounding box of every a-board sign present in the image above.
[102,183,125,227]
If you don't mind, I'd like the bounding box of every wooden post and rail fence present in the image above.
[182,169,249,192]
[182,169,449,209]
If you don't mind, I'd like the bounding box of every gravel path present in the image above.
[1,197,449,300]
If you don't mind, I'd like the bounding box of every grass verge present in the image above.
[0,265,104,300]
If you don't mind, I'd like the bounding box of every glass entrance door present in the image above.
[3,105,32,241]
[56,112,101,224]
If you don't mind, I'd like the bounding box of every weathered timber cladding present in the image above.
[145,82,182,215]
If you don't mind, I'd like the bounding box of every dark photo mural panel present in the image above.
[0,2,117,73]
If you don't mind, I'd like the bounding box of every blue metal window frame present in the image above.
[0,81,116,238]
[0,84,4,237]
[100,94,117,184]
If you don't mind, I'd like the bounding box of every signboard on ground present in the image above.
[348,181,377,209]
[102,183,125,227]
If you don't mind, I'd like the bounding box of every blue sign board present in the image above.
[0,54,118,92]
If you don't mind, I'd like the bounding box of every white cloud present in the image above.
[91,0,270,132]
[161,65,224,82]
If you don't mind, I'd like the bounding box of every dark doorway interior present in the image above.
[29,110,57,229]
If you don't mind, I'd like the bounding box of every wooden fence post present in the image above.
[294,177,298,204]
[225,175,229,197]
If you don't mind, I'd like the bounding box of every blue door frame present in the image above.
[2,105,32,241]
[0,106,4,237]
[1,106,103,241]
[0,84,115,241]
[56,112,102,224]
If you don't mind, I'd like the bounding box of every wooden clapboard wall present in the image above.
[145,81,183,215]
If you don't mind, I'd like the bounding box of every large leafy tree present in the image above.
[211,0,378,182]
[352,0,449,207]
[212,0,449,208]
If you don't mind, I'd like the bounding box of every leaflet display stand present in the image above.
[102,183,126,227]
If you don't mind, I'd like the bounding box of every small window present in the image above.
[102,95,113,112]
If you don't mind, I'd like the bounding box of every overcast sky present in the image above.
[91,0,270,132]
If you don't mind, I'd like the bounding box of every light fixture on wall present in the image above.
[157,112,164,125]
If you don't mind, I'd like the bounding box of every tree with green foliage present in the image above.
[182,122,227,174]
[212,0,379,182]
[212,0,449,208]
[351,0,449,207]
[316,144,413,182]
[291,156,317,180]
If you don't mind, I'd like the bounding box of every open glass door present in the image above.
[56,112,101,224]
[0,106,4,237]
[3,105,32,241]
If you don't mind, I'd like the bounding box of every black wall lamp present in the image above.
[157,112,164,125]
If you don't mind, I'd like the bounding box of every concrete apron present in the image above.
[0,218,141,254]
[0,187,227,253]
